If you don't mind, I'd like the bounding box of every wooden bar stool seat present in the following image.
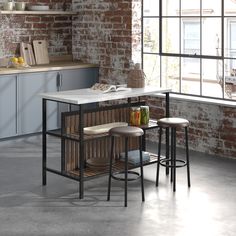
[107,126,145,207]
[156,117,191,192]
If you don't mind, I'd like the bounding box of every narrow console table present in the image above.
[40,87,171,198]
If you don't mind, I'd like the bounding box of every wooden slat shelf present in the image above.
[68,153,159,180]
[47,129,110,142]
[0,10,76,15]
[47,119,159,141]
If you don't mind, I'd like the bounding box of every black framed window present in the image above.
[142,0,236,100]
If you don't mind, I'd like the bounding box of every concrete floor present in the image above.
[0,135,236,236]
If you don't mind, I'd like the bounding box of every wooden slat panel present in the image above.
[64,105,139,171]
[68,154,158,178]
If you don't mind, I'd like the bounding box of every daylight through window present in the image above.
[142,0,236,100]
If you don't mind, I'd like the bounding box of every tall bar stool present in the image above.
[107,126,145,207]
[156,117,191,192]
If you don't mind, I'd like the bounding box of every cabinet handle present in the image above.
[16,75,19,134]
[60,72,62,88]
[57,72,62,89]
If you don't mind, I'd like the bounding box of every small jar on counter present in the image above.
[140,106,150,125]
[130,107,141,126]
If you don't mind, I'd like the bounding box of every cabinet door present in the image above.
[59,68,99,112]
[18,72,58,135]
[0,75,17,138]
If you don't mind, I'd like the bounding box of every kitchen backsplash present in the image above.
[0,0,72,58]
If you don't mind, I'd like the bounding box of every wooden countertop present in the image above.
[0,61,99,75]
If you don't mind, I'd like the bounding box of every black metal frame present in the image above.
[141,0,236,100]
[42,92,170,199]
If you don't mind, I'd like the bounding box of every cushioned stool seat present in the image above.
[156,117,191,192]
[107,126,145,207]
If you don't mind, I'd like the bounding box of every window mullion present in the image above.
[160,0,162,87]
[200,0,203,96]
[222,0,225,98]
[180,0,182,93]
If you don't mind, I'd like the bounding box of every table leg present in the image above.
[61,112,66,172]
[165,92,170,175]
[42,98,47,185]
[79,104,84,199]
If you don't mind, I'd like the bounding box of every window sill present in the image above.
[152,93,236,108]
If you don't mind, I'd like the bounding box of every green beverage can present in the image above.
[140,106,149,125]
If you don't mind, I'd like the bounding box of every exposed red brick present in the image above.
[25,16,41,22]
[41,17,54,22]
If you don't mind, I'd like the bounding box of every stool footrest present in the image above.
[160,158,187,168]
[111,170,140,181]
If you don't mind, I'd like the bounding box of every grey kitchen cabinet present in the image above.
[0,66,98,139]
[17,71,58,135]
[0,75,17,138]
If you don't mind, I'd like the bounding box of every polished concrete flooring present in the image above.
[0,135,236,236]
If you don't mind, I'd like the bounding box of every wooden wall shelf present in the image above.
[0,10,76,15]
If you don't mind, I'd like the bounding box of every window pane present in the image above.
[162,18,180,54]
[143,18,159,53]
[225,20,236,58]
[162,0,179,16]
[181,58,200,95]
[202,59,223,98]
[202,0,221,16]
[182,20,200,55]
[143,0,159,16]
[202,18,222,56]
[202,59,219,81]
[181,0,200,16]
[230,22,236,57]
[224,0,236,16]
[143,54,160,86]
[162,56,180,92]
[225,59,236,77]
[224,59,236,100]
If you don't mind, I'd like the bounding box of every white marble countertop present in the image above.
[40,87,171,105]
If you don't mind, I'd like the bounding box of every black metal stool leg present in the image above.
[185,127,191,187]
[170,127,174,183]
[156,127,162,187]
[107,136,114,201]
[173,128,176,192]
[124,137,128,207]
[139,136,145,202]
[157,117,191,192]
[165,127,170,175]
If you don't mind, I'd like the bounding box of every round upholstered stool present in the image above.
[156,117,191,192]
[107,126,145,207]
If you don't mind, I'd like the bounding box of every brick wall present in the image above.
[147,97,236,159]
[0,0,72,58]
[72,0,132,84]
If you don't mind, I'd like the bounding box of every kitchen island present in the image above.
[40,87,171,198]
